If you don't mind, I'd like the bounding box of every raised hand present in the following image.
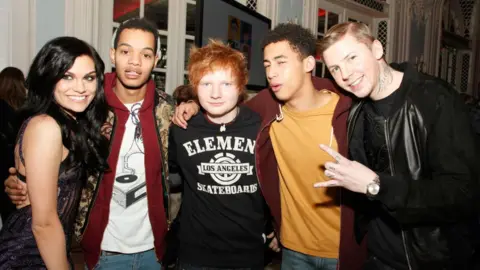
[314,144,378,194]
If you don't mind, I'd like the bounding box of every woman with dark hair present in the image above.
[0,66,27,110]
[0,36,109,269]
[0,67,26,223]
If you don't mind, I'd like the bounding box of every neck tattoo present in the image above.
[377,63,393,96]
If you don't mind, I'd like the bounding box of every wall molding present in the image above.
[65,0,113,69]
[303,0,318,29]
[257,0,278,27]
[433,0,445,75]
[409,0,435,26]
[421,0,442,75]
[0,1,12,70]
[391,0,412,62]
[29,0,36,62]
[471,0,480,97]
[8,0,36,74]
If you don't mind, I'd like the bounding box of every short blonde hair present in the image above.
[317,22,375,59]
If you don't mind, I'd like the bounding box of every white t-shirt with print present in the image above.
[101,100,154,253]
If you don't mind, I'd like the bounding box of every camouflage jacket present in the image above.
[73,87,176,242]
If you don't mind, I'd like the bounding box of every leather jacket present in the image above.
[348,63,480,269]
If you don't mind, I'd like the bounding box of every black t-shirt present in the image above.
[168,105,265,268]
[363,90,409,270]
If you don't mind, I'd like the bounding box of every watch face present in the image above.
[368,183,380,195]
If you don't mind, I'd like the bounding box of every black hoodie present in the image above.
[168,105,265,268]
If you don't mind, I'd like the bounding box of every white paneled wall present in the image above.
[12,0,36,75]
[0,0,36,75]
[0,0,11,71]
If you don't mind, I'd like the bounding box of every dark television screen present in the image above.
[196,0,271,90]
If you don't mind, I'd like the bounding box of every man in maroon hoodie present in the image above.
[4,18,176,269]
[174,24,365,270]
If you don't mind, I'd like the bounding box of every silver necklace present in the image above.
[219,107,240,132]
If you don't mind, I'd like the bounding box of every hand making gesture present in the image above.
[315,144,379,195]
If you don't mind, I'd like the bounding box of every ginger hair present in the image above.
[188,39,248,98]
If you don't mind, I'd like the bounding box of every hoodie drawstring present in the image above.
[276,104,284,122]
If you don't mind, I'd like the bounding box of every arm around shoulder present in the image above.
[168,126,183,188]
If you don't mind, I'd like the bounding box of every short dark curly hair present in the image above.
[261,23,316,59]
[113,18,160,55]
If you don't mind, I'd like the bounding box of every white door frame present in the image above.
[306,0,393,63]
[345,9,374,27]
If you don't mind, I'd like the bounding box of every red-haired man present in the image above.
[168,39,276,270]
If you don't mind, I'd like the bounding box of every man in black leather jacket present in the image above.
[314,22,480,269]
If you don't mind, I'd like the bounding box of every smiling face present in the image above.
[110,28,159,90]
[53,55,97,114]
[263,40,314,102]
[322,34,384,98]
[196,68,240,124]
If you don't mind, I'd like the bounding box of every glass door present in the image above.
[315,1,344,78]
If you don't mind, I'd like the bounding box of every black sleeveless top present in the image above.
[0,117,85,269]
